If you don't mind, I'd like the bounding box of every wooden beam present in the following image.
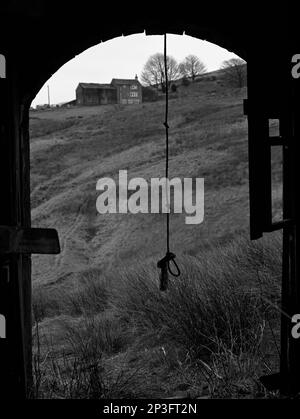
[0,226,60,255]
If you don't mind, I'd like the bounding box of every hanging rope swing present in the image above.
[157,33,181,292]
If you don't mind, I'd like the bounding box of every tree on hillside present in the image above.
[220,58,247,88]
[141,53,180,90]
[179,55,207,81]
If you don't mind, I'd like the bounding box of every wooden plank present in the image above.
[0,226,60,254]
[265,219,293,232]
[19,103,33,397]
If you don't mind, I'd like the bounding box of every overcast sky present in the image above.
[32,33,240,107]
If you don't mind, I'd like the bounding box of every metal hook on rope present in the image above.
[157,33,181,292]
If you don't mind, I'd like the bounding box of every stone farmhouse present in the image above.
[76,75,142,106]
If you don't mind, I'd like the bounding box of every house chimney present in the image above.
[135,74,138,81]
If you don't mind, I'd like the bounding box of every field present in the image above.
[30,76,283,398]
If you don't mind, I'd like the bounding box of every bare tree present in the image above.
[141,53,180,90]
[220,58,247,88]
[179,55,207,81]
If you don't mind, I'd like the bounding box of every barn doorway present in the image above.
[1,6,297,399]
[27,33,283,399]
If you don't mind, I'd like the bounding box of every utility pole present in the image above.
[47,84,50,108]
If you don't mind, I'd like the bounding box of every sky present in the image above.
[32,33,240,107]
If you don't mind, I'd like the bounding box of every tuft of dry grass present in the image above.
[33,233,282,399]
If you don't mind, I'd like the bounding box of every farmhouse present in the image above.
[76,75,142,106]
[111,76,142,104]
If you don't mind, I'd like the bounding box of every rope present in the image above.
[163,33,170,254]
[156,33,180,282]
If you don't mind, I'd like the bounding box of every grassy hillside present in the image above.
[30,80,253,287]
[30,78,283,398]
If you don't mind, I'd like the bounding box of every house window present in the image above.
[130,85,138,90]
[130,92,138,97]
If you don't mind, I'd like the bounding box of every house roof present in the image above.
[111,78,139,85]
[77,83,115,90]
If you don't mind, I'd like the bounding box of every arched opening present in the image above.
[22,22,249,107]
[28,29,283,399]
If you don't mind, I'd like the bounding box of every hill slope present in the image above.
[30,79,280,290]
